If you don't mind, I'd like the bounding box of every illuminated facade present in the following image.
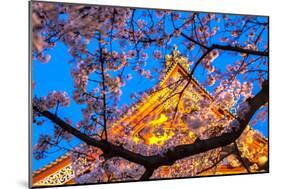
[32,47,268,187]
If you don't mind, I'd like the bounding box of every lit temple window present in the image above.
[148,114,173,145]
[133,135,140,143]
[150,114,168,126]
[148,131,174,145]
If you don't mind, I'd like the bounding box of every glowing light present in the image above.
[150,114,168,126]
[258,155,268,166]
[148,132,174,145]
[245,125,250,131]
[133,136,140,143]
[246,137,253,144]
[188,130,196,140]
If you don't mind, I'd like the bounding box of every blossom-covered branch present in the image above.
[31,2,269,183]
[33,80,268,180]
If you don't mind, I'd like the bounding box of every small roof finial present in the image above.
[164,44,190,73]
[172,44,180,58]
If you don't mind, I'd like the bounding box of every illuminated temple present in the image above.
[32,47,268,187]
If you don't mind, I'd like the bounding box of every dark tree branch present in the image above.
[54,101,60,116]
[155,80,268,168]
[180,30,268,57]
[170,13,208,50]
[211,44,268,57]
[244,69,268,74]
[32,6,269,181]
[140,168,154,180]
[33,79,268,179]
[196,150,234,175]
[181,32,209,50]
[234,141,251,173]
[98,33,108,141]
[123,28,268,57]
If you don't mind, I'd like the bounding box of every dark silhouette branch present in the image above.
[178,28,268,57]
[169,16,268,57]
[33,80,268,179]
[210,44,268,57]
[234,141,251,173]
[180,32,209,50]
[196,150,234,175]
[99,33,108,141]
[140,168,154,180]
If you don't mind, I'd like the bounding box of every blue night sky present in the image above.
[32,5,268,172]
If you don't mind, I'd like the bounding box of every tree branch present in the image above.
[179,31,268,57]
[234,141,251,173]
[99,34,108,141]
[211,44,268,57]
[33,80,268,179]
[140,168,154,180]
[196,150,234,175]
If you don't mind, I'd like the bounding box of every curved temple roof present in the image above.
[32,47,268,187]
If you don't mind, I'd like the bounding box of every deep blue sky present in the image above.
[32,5,268,171]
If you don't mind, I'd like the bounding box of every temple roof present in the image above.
[32,47,268,181]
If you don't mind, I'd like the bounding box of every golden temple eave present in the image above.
[32,48,268,186]
[32,153,70,177]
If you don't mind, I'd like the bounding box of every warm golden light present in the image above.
[258,155,268,167]
[148,132,174,145]
[31,27,269,186]
[133,136,140,143]
[188,130,197,140]
[150,114,168,126]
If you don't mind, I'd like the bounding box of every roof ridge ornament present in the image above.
[172,44,181,58]
[164,45,190,73]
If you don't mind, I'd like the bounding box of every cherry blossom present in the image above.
[153,50,162,60]
[31,2,268,184]
[237,102,251,119]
